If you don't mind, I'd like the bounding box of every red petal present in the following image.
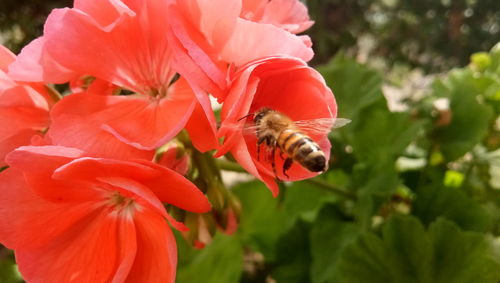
[97,176,169,219]
[135,160,212,213]
[16,208,137,283]
[5,146,104,203]
[185,100,219,152]
[100,78,197,150]
[48,93,155,159]
[0,169,99,250]
[0,129,39,167]
[125,208,177,283]
[53,157,159,182]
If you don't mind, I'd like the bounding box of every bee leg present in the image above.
[256,136,266,161]
[279,150,285,160]
[270,145,281,182]
[283,158,293,179]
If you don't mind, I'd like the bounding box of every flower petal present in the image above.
[220,18,314,66]
[125,208,177,283]
[135,160,212,213]
[0,169,101,250]
[185,101,219,152]
[48,93,155,159]
[16,208,136,283]
[100,78,197,150]
[8,37,76,83]
[5,146,102,203]
[0,45,15,71]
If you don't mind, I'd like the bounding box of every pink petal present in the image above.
[0,45,15,71]
[73,0,135,28]
[167,2,229,95]
[259,0,314,34]
[7,37,77,83]
[220,18,314,66]
[43,1,175,94]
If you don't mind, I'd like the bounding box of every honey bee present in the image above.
[239,107,350,180]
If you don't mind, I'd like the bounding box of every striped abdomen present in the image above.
[277,129,327,172]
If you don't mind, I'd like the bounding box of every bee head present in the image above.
[253,107,272,124]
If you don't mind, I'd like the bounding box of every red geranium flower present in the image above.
[167,0,314,101]
[0,145,210,283]
[0,46,51,166]
[240,0,314,34]
[9,0,216,152]
[217,56,337,196]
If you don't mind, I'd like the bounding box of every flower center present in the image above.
[107,191,136,215]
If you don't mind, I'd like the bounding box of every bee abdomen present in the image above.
[280,131,327,172]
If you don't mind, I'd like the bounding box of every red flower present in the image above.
[240,0,314,34]
[217,56,337,196]
[167,0,314,100]
[9,0,208,152]
[0,145,210,283]
[0,46,50,166]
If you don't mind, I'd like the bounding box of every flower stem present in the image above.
[217,159,248,173]
[303,177,357,200]
[217,159,357,200]
[44,85,63,103]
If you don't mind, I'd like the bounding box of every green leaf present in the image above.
[337,215,500,283]
[176,233,243,283]
[270,220,312,283]
[0,254,21,283]
[412,184,492,232]
[310,205,359,283]
[232,181,288,260]
[283,180,337,226]
[318,55,384,119]
[350,105,423,162]
[432,71,494,161]
[352,161,400,229]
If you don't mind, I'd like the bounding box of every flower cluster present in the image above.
[0,0,337,282]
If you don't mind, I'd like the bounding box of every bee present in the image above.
[239,107,350,180]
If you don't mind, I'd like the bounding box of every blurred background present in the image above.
[0,0,499,282]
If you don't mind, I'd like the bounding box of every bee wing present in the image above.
[293,118,351,135]
[218,121,260,136]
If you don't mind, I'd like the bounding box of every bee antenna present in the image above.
[237,113,254,122]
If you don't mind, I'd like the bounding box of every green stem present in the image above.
[218,159,357,200]
[303,177,357,200]
[217,159,247,173]
[178,131,231,210]
[0,166,8,173]
[45,85,63,102]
